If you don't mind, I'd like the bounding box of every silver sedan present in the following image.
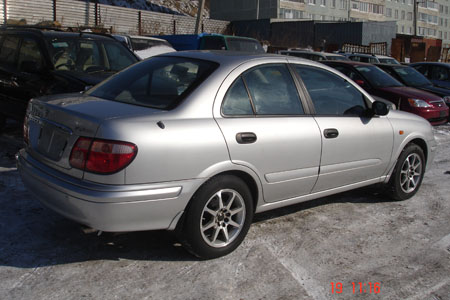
[17,51,436,259]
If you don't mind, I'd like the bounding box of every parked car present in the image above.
[0,26,139,130]
[344,53,380,63]
[113,34,175,59]
[279,50,349,61]
[323,61,449,125]
[18,51,436,259]
[376,63,450,119]
[410,62,450,90]
[375,55,400,65]
[157,33,265,53]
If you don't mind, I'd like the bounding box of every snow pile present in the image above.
[135,45,176,59]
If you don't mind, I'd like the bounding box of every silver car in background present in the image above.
[17,51,436,259]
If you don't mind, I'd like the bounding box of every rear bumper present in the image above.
[17,149,202,232]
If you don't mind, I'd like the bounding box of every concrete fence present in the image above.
[0,0,230,35]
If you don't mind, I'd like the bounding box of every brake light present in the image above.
[69,138,137,174]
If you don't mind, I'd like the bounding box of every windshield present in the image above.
[378,58,400,65]
[46,37,138,73]
[326,55,348,61]
[355,65,403,88]
[226,37,265,53]
[86,56,218,110]
[393,66,431,87]
[130,38,171,51]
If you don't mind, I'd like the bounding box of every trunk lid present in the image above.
[25,93,159,178]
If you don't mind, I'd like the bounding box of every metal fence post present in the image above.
[53,0,56,22]
[138,11,142,35]
[3,0,7,24]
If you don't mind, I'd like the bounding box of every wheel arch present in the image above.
[170,167,262,231]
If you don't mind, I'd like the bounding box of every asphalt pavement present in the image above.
[1,121,449,300]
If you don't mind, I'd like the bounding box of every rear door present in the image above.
[0,33,49,119]
[292,64,394,192]
[214,61,322,202]
[0,34,21,118]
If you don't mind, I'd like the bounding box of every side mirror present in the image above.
[372,100,389,116]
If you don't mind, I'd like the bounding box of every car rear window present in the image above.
[225,38,265,53]
[87,56,218,110]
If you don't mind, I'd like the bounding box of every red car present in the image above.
[323,61,449,125]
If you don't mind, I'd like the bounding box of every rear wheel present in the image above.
[387,143,425,200]
[180,175,253,259]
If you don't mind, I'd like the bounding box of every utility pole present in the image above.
[195,0,205,34]
[256,0,259,20]
[413,0,418,36]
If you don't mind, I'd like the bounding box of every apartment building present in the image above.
[210,0,450,47]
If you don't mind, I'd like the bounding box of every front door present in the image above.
[293,65,394,192]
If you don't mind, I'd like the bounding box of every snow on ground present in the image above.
[0,122,449,299]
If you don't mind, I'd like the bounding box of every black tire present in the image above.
[180,175,254,259]
[386,143,425,201]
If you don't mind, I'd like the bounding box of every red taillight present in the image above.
[69,138,137,174]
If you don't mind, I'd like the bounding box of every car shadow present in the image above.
[253,185,392,224]
[0,162,393,268]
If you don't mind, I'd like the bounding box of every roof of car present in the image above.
[344,53,378,58]
[159,50,325,67]
[322,60,373,67]
[375,63,407,68]
[410,62,450,66]
[0,26,116,41]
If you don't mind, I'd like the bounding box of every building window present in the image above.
[321,0,326,6]
[446,6,449,14]
[407,12,412,20]
[402,25,405,33]
[409,27,412,34]
[332,0,336,7]
[309,0,316,5]
[395,9,398,19]
[386,8,392,17]
[440,31,443,38]
[440,4,444,13]
[401,10,405,20]
[440,17,444,26]
[446,32,448,39]
[340,0,347,9]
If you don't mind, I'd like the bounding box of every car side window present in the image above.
[222,77,254,116]
[0,35,20,70]
[242,64,304,115]
[431,66,449,81]
[294,65,367,116]
[414,65,429,77]
[18,38,43,71]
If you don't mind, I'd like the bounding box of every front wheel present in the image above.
[180,175,254,259]
[386,143,425,201]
